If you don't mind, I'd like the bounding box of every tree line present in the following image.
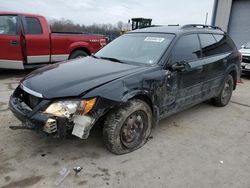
[49,19,129,40]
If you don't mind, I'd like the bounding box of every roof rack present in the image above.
[168,24,180,26]
[181,24,222,31]
[139,25,163,29]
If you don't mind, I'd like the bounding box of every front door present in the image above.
[0,15,24,69]
[163,34,205,115]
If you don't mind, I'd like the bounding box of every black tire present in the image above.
[212,74,234,107]
[103,99,152,155]
[69,50,88,59]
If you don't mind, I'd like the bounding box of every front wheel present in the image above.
[103,99,152,155]
[69,50,88,59]
[212,74,234,107]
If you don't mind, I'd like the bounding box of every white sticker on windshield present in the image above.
[144,37,165,43]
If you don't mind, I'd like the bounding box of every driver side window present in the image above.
[170,34,201,64]
[0,15,18,35]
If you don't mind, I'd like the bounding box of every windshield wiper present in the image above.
[91,55,98,59]
[92,55,123,63]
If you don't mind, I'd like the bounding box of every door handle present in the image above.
[10,40,19,46]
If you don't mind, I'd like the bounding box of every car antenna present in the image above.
[205,12,208,26]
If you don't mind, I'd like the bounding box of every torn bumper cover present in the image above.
[9,94,97,139]
[9,94,50,130]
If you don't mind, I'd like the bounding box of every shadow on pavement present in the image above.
[0,69,32,79]
[241,74,250,80]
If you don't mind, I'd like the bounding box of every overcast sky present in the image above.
[0,0,214,25]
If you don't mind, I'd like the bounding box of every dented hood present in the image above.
[21,57,148,99]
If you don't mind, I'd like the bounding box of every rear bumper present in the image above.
[0,60,24,70]
[242,69,250,74]
[241,62,250,74]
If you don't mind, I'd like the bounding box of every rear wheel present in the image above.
[212,74,234,107]
[103,99,152,154]
[69,50,88,59]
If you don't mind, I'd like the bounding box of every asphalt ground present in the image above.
[0,69,249,188]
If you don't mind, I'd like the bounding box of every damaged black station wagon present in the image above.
[9,24,241,154]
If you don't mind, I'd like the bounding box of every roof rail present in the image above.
[181,24,222,31]
[168,24,180,26]
[139,25,163,29]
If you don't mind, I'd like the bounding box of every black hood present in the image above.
[21,57,149,99]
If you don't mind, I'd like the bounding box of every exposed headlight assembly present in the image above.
[44,98,97,118]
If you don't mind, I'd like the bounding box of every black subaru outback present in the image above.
[9,24,241,154]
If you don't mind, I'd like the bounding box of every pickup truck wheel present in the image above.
[212,74,234,107]
[103,99,152,155]
[69,50,88,59]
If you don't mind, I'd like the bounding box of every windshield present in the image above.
[95,33,175,65]
[245,41,250,49]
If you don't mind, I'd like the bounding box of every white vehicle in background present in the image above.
[239,41,250,74]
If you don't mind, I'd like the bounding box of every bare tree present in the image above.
[117,21,124,31]
[49,18,121,40]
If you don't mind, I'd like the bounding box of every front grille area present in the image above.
[242,56,250,63]
[15,86,42,109]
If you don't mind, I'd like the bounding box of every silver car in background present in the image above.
[239,41,250,74]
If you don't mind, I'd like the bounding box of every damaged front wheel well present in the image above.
[132,95,153,112]
[131,94,159,127]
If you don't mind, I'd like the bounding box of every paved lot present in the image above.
[0,69,250,188]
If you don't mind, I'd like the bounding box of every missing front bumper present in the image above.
[72,115,95,139]
[9,94,96,139]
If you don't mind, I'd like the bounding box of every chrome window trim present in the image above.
[20,83,43,98]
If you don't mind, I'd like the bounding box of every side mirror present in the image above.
[171,61,191,72]
[241,45,245,49]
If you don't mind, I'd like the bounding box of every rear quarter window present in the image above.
[25,17,43,35]
[213,34,236,53]
[199,34,236,57]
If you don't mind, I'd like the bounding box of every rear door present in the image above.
[0,15,24,69]
[164,34,205,114]
[23,16,50,64]
[198,33,234,98]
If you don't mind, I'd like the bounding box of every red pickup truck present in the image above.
[0,12,108,69]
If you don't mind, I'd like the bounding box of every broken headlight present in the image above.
[44,98,97,118]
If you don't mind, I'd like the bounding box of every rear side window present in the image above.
[199,34,218,57]
[212,34,235,53]
[170,34,201,63]
[25,17,43,34]
[0,15,18,35]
